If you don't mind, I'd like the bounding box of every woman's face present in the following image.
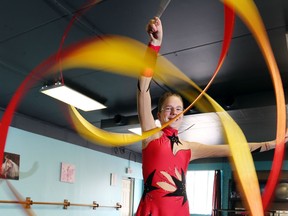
[157,95,184,129]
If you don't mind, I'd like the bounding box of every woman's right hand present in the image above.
[146,17,163,46]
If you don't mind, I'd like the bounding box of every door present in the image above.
[121,178,134,216]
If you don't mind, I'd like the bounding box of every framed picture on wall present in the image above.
[60,162,75,183]
[0,152,20,180]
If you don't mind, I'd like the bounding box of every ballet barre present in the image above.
[0,197,122,210]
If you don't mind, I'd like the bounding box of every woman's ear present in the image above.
[157,112,161,121]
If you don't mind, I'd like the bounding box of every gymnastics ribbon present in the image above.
[222,0,286,211]
[0,1,284,216]
[58,6,261,213]
[64,4,261,214]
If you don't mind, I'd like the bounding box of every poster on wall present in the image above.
[0,152,20,180]
[60,162,75,183]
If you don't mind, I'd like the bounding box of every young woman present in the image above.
[136,17,283,216]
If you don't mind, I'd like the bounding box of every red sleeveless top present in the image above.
[136,127,191,216]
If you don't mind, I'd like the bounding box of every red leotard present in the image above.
[136,127,191,216]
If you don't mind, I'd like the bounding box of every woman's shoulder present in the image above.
[142,131,163,149]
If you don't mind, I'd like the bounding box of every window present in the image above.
[186,170,215,214]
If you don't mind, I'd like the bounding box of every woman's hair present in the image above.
[157,92,183,112]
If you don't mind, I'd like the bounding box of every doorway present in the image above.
[121,177,134,216]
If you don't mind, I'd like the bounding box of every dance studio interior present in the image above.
[1,0,288,215]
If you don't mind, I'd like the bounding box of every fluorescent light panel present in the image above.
[40,83,106,111]
[128,127,142,136]
[128,120,161,135]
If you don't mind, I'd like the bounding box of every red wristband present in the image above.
[148,42,161,53]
